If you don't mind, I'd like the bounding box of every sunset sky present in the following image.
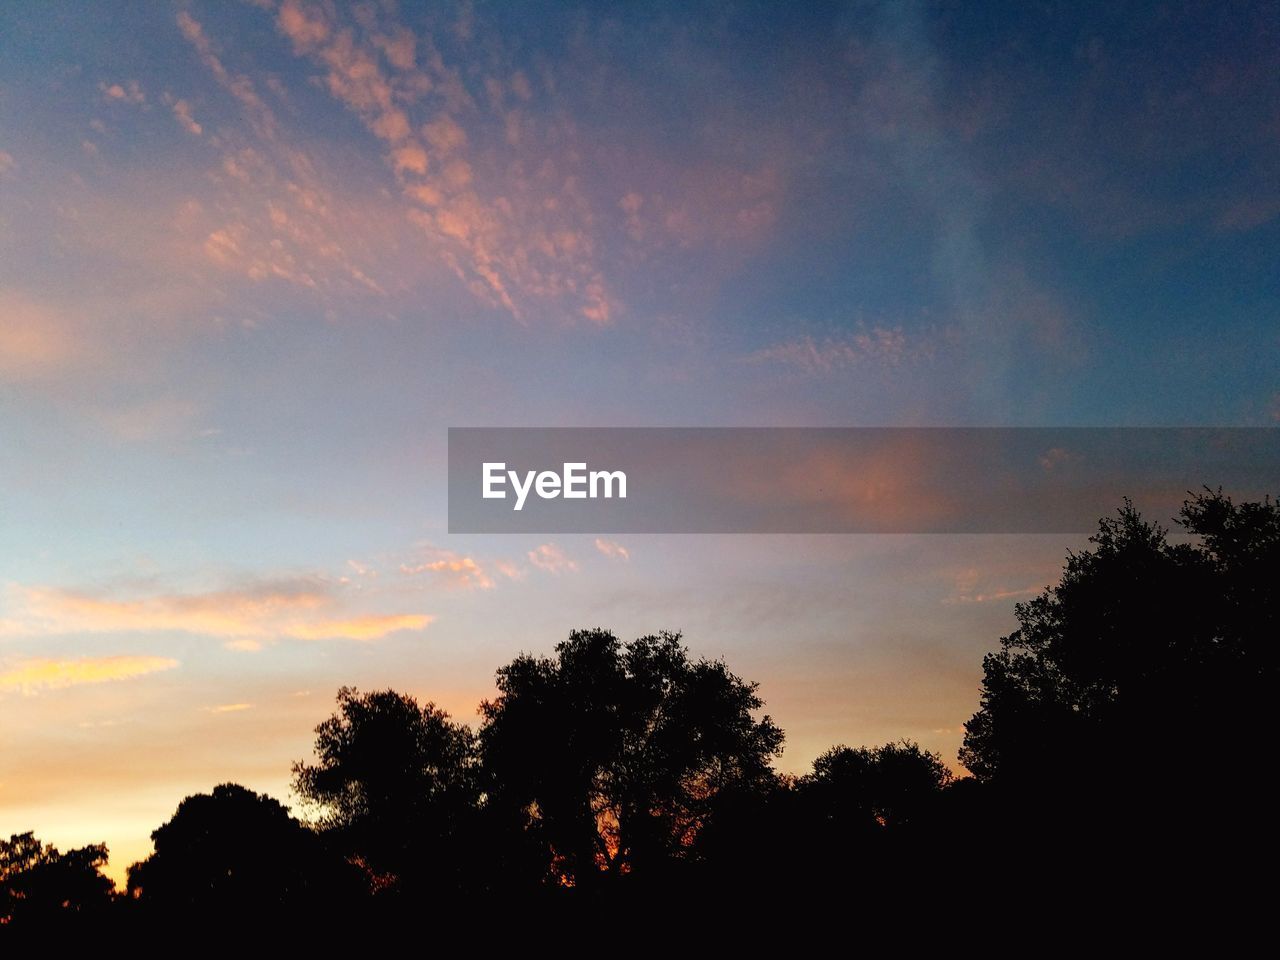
[2,0,1278,886]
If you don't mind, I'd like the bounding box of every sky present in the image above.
[1,0,1278,887]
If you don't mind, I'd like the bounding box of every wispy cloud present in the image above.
[274,0,617,324]
[527,543,578,575]
[166,95,203,136]
[944,566,1046,605]
[2,578,432,646]
[400,548,495,590]
[206,702,253,713]
[176,11,275,141]
[0,292,82,382]
[742,326,931,376]
[99,80,146,105]
[0,655,177,694]
[594,538,630,561]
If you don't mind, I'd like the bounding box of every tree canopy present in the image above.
[127,783,358,914]
[478,629,784,887]
[961,490,1279,787]
[1,832,112,924]
[291,686,479,893]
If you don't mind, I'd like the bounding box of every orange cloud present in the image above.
[206,702,253,713]
[177,11,276,141]
[400,549,495,590]
[99,80,145,105]
[594,538,631,561]
[5,580,432,645]
[0,656,178,694]
[169,98,202,136]
[274,0,618,325]
[528,544,578,575]
[0,293,81,381]
[284,614,433,640]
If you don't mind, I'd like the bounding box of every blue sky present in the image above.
[1,0,1277,883]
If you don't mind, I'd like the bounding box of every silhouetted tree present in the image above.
[693,741,955,908]
[127,783,357,915]
[959,490,1280,882]
[478,629,784,891]
[1,832,113,924]
[292,687,479,895]
[799,740,953,833]
[963,491,1277,777]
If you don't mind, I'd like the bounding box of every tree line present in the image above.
[3,489,1276,927]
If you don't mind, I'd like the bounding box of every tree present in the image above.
[126,783,356,914]
[959,490,1280,865]
[478,629,784,889]
[962,491,1278,781]
[1,832,113,924]
[799,740,953,833]
[291,687,479,893]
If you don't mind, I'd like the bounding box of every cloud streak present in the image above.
[3,580,431,646]
[0,656,178,694]
[400,548,495,590]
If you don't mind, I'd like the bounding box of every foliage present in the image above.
[478,629,784,886]
[1,832,113,923]
[127,783,357,912]
[961,490,1279,785]
[291,687,479,891]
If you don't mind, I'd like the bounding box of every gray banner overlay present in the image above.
[448,428,1280,533]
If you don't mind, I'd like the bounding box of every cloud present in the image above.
[195,145,392,295]
[100,80,145,105]
[946,585,1041,605]
[206,702,253,713]
[283,615,433,640]
[742,326,928,376]
[175,12,406,298]
[594,538,630,561]
[177,11,276,141]
[400,549,494,590]
[274,0,618,324]
[944,566,1046,605]
[0,656,177,694]
[492,560,527,581]
[169,98,203,136]
[527,544,578,575]
[0,293,81,381]
[1216,195,1280,233]
[423,115,467,153]
[1037,447,1075,472]
[277,0,329,48]
[0,150,15,176]
[3,579,432,646]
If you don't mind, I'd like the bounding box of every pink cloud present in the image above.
[400,548,495,590]
[594,538,631,561]
[527,544,578,575]
[99,80,145,105]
